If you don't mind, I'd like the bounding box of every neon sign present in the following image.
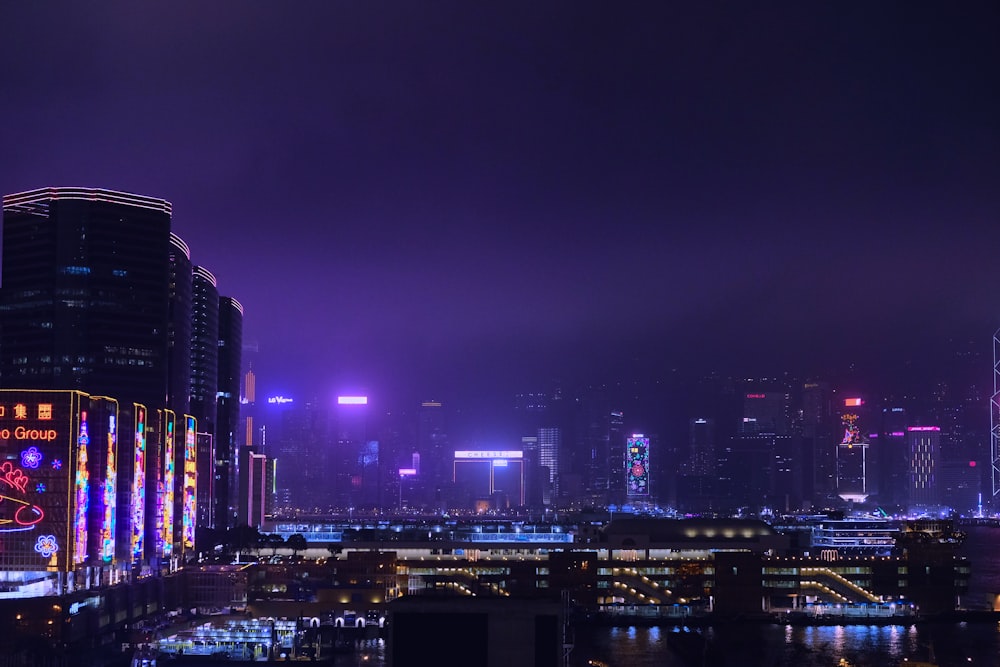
[0,462,44,534]
[0,462,28,493]
[20,446,43,468]
[34,534,58,558]
[73,412,90,565]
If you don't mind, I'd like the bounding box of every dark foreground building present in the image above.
[387,596,565,667]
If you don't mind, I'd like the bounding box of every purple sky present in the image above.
[1,2,998,411]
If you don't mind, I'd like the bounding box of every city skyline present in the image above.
[2,2,998,414]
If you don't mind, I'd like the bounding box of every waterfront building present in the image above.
[809,519,899,557]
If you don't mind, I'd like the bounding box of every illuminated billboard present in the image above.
[626,435,649,497]
[454,450,523,459]
[73,411,90,566]
[102,409,118,563]
[131,405,146,562]
[182,415,197,550]
[0,390,115,572]
[160,410,175,557]
[337,396,368,405]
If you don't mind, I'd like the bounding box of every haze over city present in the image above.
[2,1,998,422]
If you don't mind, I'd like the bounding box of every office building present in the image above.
[216,297,243,529]
[0,188,171,409]
[452,450,525,510]
[1,186,240,561]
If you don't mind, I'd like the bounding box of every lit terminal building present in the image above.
[0,389,197,595]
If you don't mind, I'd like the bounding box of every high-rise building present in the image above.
[1,186,239,565]
[216,296,243,529]
[167,234,193,417]
[0,188,171,408]
[625,434,650,499]
[908,426,941,511]
[189,267,219,530]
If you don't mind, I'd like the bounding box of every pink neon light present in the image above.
[398,468,417,477]
[14,502,44,526]
[745,393,766,399]
[969,461,977,467]
[890,431,905,437]
[0,462,28,493]
[907,426,940,432]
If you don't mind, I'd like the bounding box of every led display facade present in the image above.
[182,415,197,550]
[131,405,146,562]
[160,410,175,557]
[626,435,650,497]
[0,390,118,572]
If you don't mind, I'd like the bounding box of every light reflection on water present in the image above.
[570,622,1000,667]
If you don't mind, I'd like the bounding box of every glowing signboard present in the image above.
[103,413,117,562]
[161,411,175,558]
[182,415,197,550]
[844,398,863,407]
[337,396,368,405]
[454,450,523,459]
[626,436,649,497]
[73,412,89,565]
[131,406,146,561]
[267,396,294,404]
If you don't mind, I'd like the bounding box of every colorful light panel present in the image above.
[626,436,650,497]
[131,406,146,561]
[73,412,89,565]
[102,413,117,562]
[161,411,175,557]
[182,415,197,549]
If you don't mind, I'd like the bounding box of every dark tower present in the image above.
[190,266,219,528]
[216,296,243,529]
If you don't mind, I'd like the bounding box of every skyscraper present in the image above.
[908,426,941,511]
[190,267,219,529]
[0,188,171,408]
[216,296,243,529]
[1,186,240,567]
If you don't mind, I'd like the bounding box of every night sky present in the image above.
[1,2,998,415]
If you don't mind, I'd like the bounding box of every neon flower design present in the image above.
[51,459,62,470]
[35,483,45,493]
[21,447,43,469]
[34,534,58,558]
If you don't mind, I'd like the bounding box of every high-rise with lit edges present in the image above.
[0,187,240,595]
